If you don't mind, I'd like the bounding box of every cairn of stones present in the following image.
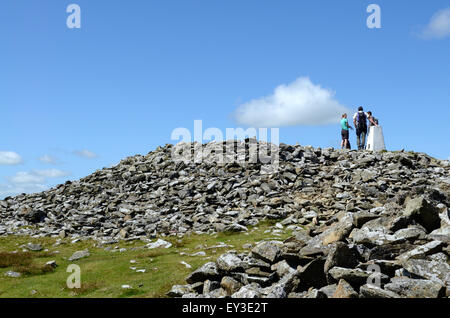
[0,140,449,298]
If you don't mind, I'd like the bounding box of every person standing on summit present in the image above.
[353,106,368,150]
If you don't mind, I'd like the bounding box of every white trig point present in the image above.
[366,126,386,151]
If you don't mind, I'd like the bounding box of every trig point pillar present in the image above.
[366,126,386,151]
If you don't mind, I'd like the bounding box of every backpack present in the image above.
[356,112,367,131]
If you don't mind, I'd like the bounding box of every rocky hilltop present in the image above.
[1,141,449,298]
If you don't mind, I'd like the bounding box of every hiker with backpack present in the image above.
[353,106,369,150]
[340,113,353,150]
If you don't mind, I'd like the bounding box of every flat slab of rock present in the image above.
[328,267,389,286]
[401,258,450,286]
[359,284,400,298]
[396,241,443,263]
[385,277,445,298]
[26,243,43,251]
[68,249,90,261]
[349,228,403,246]
[146,239,172,249]
[4,271,21,278]
[186,262,220,284]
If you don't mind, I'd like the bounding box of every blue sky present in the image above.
[1,0,449,198]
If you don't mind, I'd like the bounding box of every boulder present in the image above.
[332,279,359,298]
[359,284,400,298]
[384,277,445,298]
[324,242,359,274]
[68,249,90,261]
[403,197,441,232]
[401,258,450,286]
[251,241,282,264]
[216,253,244,272]
[186,262,220,284]
[220,276,242,295]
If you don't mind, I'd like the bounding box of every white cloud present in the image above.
[1,169,70,199]
[9,170,70,183]
[233,77,350,128]
[0,151,23,165]
[8,172,45,184]
[420,7,450,39]
[33,169,70,178]
[74,149,99,159]
[0,183,48,199]
[39,154,59,164]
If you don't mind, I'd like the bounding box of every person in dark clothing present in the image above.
[353,106,368,150]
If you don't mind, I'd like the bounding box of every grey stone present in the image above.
[216,253,244,272]
[251,241,282,264]
[401,258,450,286]
[359,284,400,298]
[186,262,220,284]
[26,243,43,252]
[231,284,262,298]
[324,242,359,274]
[396,241,443,263]
[68,249,90,261]
[328,267,389,287]
[384,277,445,298]
[403,197,441,232]
[4,271,21,278]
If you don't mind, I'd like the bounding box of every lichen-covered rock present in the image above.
[68,249,90,261]
[359,284,400,298]
[216,253,244,272]
[401,258,450,286]
[186,262,220,284]
[384,277,445,298]
[251,241,282,264]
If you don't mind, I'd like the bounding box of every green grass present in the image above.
[0,221,291,298]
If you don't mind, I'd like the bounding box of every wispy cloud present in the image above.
[33,169,70,178]
[8,172,45,184]
[419,7,450,39]
[1,169,71,199]
[232,77,350,128]
[7,169,70,184]
[0,183,48,199]
[74,149,99,159]
[0,151,22,165]
[39,154,59,164]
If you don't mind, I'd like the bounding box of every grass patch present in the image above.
[0,252,33,268]
[66,282,104,296]
[0,251,56,276]
[0,221,292,298]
